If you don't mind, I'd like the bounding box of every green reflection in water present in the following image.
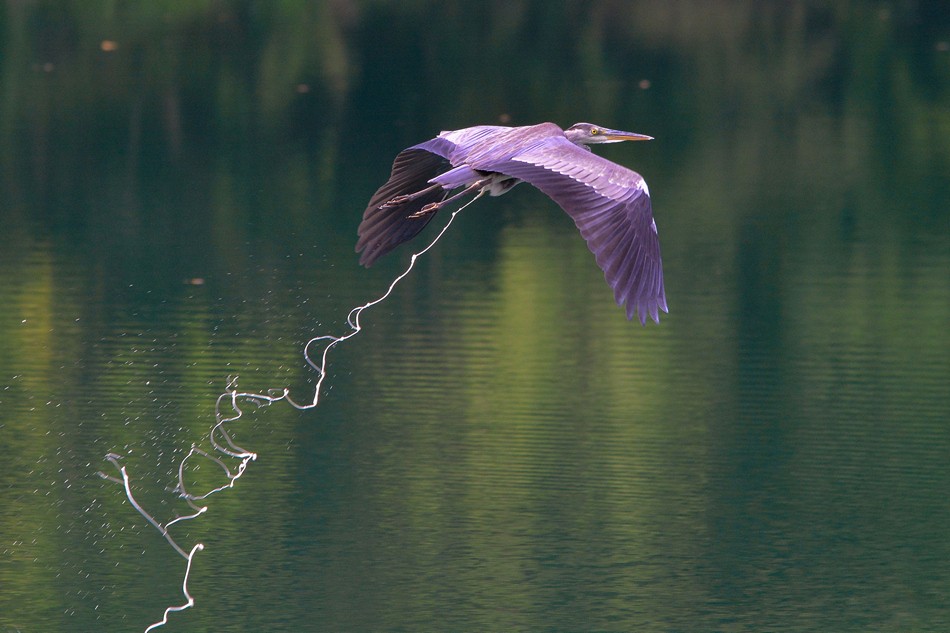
[0,2,948,632]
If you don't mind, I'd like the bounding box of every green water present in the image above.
[1,2,949,631]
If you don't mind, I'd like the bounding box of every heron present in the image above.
[356,122,667,324]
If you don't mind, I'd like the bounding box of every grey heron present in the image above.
[356,122,667,324]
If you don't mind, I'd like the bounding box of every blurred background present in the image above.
[1,1,949,631]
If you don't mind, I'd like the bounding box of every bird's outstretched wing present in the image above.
[357,129,508,267]
[356,147,447,266]
[475,136,667,324]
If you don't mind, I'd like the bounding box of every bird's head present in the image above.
[564,122,653,146]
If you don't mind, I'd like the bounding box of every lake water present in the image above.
[1,3,949,631]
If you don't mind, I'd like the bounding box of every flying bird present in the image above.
[356,122,667,324]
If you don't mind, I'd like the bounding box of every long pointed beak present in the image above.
[602,129,653,142]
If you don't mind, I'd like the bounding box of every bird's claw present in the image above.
[408,203,439,219]
[381,194,412,209]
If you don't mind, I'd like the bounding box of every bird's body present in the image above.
[356,122,668,324]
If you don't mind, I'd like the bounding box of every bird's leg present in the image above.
[381,183,443,208]
[408,177,492,219]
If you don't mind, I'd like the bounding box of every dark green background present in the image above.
[1,2,949,631]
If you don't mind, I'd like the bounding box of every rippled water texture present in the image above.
[1,3,949,631]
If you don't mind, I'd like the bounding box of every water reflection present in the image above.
[1,2,949,632]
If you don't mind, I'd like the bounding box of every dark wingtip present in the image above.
[356,246,375,268]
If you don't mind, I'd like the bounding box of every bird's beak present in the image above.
[602,129,653,142]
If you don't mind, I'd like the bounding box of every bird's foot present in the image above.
[408,203,440,219]
[381,194,412,208]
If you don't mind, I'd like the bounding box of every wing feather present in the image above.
[478,136,667,324]
[356,131,526,266]
[356,137,460,267]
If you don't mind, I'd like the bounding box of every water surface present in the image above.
[1,3,949,631]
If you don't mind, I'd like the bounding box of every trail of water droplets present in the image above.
[99,194,482,631]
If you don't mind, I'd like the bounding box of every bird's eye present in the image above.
[590,128,600,135]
